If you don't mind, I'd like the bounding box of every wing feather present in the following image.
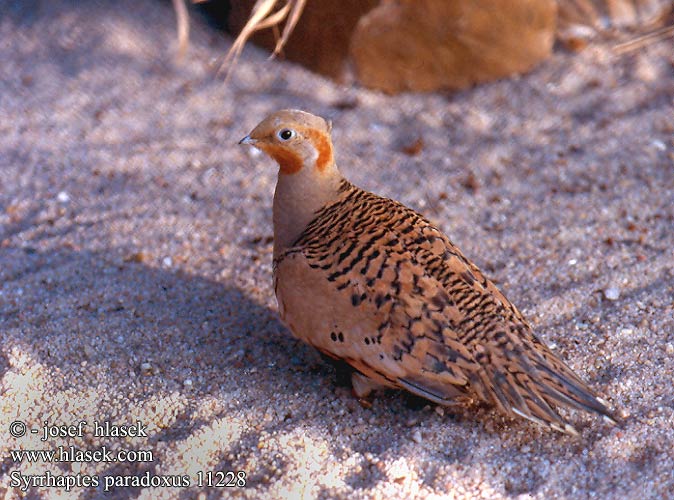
[275,184,615,433]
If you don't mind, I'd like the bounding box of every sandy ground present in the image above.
[1,1,673,498]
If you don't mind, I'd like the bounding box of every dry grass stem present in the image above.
[612,23,674,54]
[219,0,307,81]
[173,0,190,59]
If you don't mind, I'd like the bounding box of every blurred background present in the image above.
[222,0,673,92]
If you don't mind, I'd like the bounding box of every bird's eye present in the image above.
[277,128,295,141]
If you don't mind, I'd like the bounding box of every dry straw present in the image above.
[174,0,307,79]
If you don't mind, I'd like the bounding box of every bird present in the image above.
[239,109,616,435]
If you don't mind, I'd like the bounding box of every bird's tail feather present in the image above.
[473,342,617,435]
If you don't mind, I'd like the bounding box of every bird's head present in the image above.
[239,109,334,175]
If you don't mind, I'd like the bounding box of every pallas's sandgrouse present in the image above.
[239,109,615,435]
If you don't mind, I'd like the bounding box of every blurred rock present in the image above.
[229,0,556,91]
[350,0,557,93]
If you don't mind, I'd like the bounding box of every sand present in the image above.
[1,1,673,498]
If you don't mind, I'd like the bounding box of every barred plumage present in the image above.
[240,109,617,435]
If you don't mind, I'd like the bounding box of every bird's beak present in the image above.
[239,135,257,146]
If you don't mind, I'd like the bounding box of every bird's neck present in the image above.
[273,163,343,257]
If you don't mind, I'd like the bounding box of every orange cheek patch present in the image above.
[301,128,333,172]
[261,145,303,174]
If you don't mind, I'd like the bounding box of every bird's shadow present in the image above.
[0,241,654,498]
[0,245,312,481]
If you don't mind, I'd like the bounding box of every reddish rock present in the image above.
[229,0,558,92]
[349,0,557,93]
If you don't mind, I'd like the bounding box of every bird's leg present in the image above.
[318,353,353,387]
[319,354,379,408]
[351,372,387,408]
